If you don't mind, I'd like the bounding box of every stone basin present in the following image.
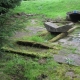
[44,22,73,32]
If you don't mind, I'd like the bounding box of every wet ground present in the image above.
[54,25,80,66]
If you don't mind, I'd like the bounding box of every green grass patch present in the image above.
[1,53,80,80]
[27,36,44,42]
[42,33,57,41]
[12,0,80,18]
[17,33,56,43]
[20,35,45,42]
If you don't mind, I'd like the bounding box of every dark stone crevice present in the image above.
[67,11,80,23]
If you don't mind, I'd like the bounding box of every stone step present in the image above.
[53,53,80,66]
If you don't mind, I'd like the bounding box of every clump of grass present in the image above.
[18,33,56,43]
[28,36,45,42]
[21,35,45,42]
[42,33,56,41]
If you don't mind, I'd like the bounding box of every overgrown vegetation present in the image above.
[1,53,80,80]
[19,34,55,43]
[0,0,80,80]
[0,0,21,14]
[0,0,22,55]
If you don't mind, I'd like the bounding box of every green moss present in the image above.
[1,52,80,80]
[27,36,45,42]
[2,47,51,58]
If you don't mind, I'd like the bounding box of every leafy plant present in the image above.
[0,0,22,56]
[65,58,74,65]
[0,0,21,14]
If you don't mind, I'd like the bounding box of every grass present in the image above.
[1,53,80,80]
[1,0,80,80]
[22,35,45,42]
[18,34,55,43]
[13,0,80,18]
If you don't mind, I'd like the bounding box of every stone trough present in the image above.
[44,22,73,32]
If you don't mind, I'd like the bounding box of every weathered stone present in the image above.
[54,55,67,64]
[59,49,72,55]
[53,54,80,66]
[44,22,73,32]
[58,39,67,43]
